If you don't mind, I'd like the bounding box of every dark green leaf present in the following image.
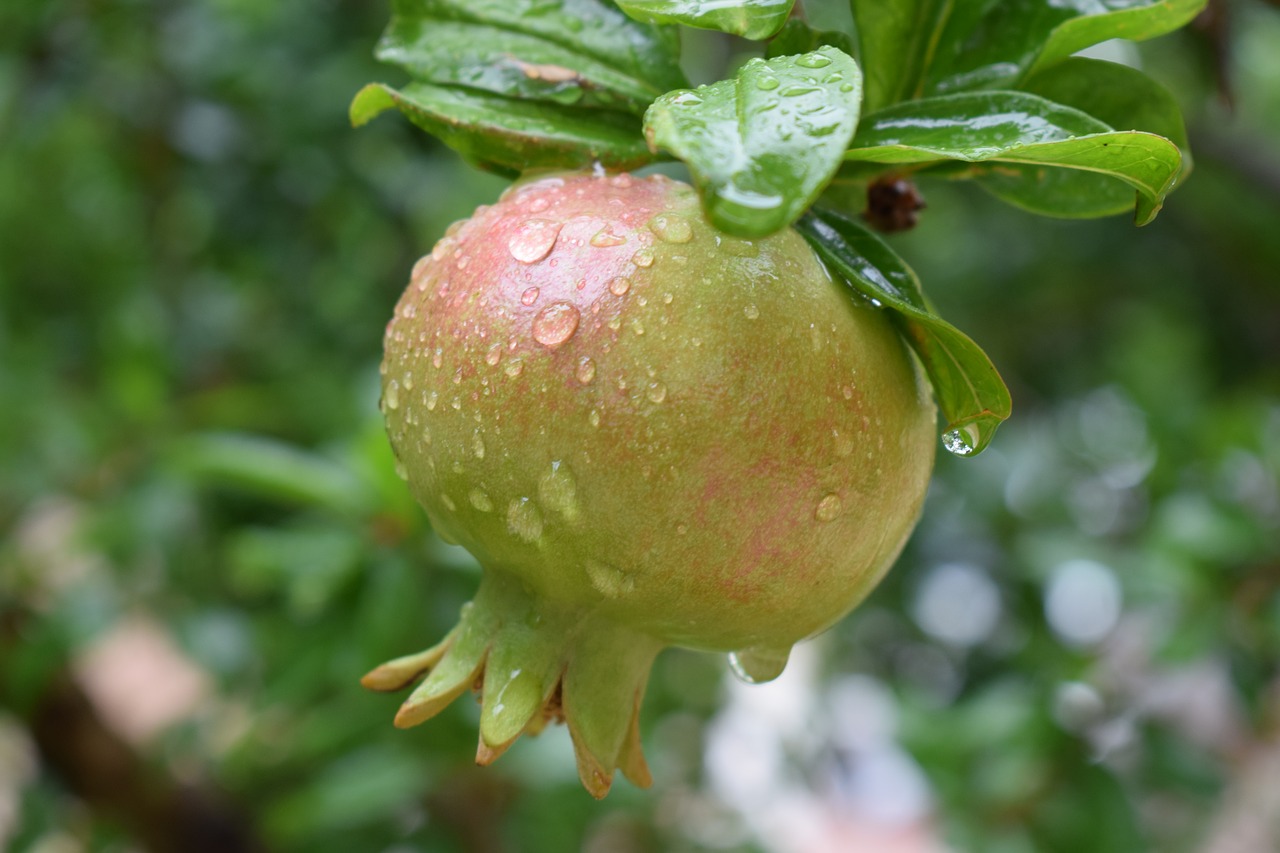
[973,57,1192,219]
[1020,57,1189,151]
[796,209,1011,456]
[616,0,794,40]
[351,82,653,175]
[765,18,854,59]
[845,91,1184,224]
[925,0,1208,94]
[848,0,951,112]
[377,0,686,114]
[643,47,862,236]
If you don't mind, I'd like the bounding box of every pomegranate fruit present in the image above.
[365,171,936,797]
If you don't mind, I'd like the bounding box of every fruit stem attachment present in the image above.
[361,569,661,798]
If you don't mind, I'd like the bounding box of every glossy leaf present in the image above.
[845,91,1183,224]
[1021,57,1189,151]
[616,0,794,40]
[974,57,1192,219]
[925,0,1208,94]
[848,0,951,112]
[359,0,685,171]
[643,47,862,237]
[351,83,652,175]
[796,209,1011,456]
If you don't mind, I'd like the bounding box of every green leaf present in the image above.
[616,0,794,40]
[377,0,686,114]
[925,0,1208,94]
[973,57,1192,219]
[170,433,374,517]
[357,0,685,172]
[643,47,862,237]
[765,18,855,59]
[351,82,653,175]
[848,0,951,113]
[1020,57,1189,151]
[845,91,1183,224]
[796,209,1011,456]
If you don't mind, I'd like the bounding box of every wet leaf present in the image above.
[644,47,862,237]
[976,57,1192,219]
[796,209,1011,456]
[925,0,1208,94]
[616,0,794,40]
[845,91,1183,224]
[351,82,652,175]
[357,0,685,171]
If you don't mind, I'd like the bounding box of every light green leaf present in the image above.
[644,46,862,236]
[617,0,794,40]
[351,82,652,175]
[845,91,1183,224]
[796,209,1011,456]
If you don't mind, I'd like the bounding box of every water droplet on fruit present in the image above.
[646,381,667,404]
[649,213,693,244]
[532,302,580,348]
[426,391,438,411]
[743,304,760,320]
[506,497,543,542]
[521,286,540,306]
[727,646,791,684]
[588,409,601,427]
[472,433,486,459]
[485,344,502,366]
[384,380,401,410]
[528,197,550,213]
[816,493,843,522]
[538,461,578,518]
[943,425,980,456]
[608,276,632,296]
[590,226,626,247]
[631,249,654,268]
[469,488,493,512]
[393,458,408,481]
[795,52,832,69]
[833,428,854,457]
[441,494,457,512]
[508,219,562,263]
[676,523,688,535]
[504,358,524,377]
[576,356,596,384]
[586,560,635,598]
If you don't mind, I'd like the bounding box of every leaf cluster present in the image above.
[353,0,1206,454]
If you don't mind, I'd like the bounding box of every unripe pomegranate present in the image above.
[365,171,936,797]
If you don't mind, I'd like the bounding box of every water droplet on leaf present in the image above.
[942,424,980,456]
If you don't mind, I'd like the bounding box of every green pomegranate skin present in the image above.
[372,171,936,794]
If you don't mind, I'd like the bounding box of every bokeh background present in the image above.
[2,1,1278,851]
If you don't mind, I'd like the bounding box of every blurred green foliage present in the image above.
[1,1,1278,852]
